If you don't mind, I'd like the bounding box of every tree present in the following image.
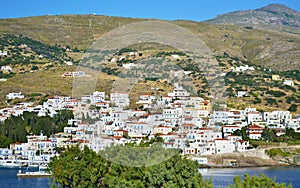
[285,128,300,140]
[31,65,39,70]
[49,145,212,188]
[0,110,73,143]
[228,174,292,188]
[288,104,297,112]
[261,128,276,142]
[73,47,80,52]
[233,126,248,141]
[0,135,13,148]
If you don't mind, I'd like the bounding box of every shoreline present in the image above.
[200,163,299,169]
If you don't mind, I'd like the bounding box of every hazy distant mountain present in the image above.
[205,4,300,34]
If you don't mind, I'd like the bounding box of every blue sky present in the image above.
[1,0,299,21]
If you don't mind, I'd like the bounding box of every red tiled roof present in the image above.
[249,124,264,130]
[249,132,262,135]
[223,126,240,128]
[215,138,229,141]
[182,123,195,127]
[199,127,213,130]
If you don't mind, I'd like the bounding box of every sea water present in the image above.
[1,166,300,188]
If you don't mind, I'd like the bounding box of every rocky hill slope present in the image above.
[205,4,300,35]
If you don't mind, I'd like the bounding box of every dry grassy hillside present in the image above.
[0,15,300,70]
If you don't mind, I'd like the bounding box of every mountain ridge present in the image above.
[205,3,300,35]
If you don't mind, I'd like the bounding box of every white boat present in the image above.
[17,166,51,178]
[28,164,39,168]
[17,170,52,178]
[0,159,20,167]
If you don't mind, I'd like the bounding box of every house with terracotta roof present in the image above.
[182,123,197,132]
[153,126,172,135]
[248,124,264,140]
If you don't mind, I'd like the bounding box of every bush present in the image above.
[253,97,262,104]
[265,98,277,105]
[31,65,38,70]
[265,148,291,157]
[288,104,297,112]
[229,174,291,188]
[266,90,286,97]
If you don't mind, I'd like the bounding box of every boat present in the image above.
[28,164,39,168]
[0,159,20,167]
[17,170,52,178]
[17,166,51,178]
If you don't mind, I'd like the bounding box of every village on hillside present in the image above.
[1,82,300,167]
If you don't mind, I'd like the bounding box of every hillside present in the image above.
[205,4,300,35]
[0,7,300,113]
[0,11,300,71]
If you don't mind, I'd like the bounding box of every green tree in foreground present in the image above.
[49,145,292,188]
[228,174,292,188]
[49,145,212,188]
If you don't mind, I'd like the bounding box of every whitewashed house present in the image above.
[163,108,183,126]
[6,92,25,100]
[215,138,235,154]
[110,92,130,108]
[0,50,8,56]
[235,140,250,152]
[248,124,264,140]
[222,126,241,137]
[236,91,247,97]
[153,126,172,135]
[1,66,12,72]
[168,83,190,99]
[283,79,294,86]
[247,112,262,124]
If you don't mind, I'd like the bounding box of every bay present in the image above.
[1,166,300,187]
[200,166,300,188]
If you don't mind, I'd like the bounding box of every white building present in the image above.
[0,50,8,56]
[247,112,262,124]
[213,110,235,124]
[168,83,190,99]
[263,111,292,123]
[215,139,235,154]
[110,92,130,108]
[163,108,183,126]
[283,79,294,86]
[153,126,172,135]
[6,92,25,100]
[222,126,241,137]
[232,65,255,72]
[236,91,247,97]
[1,66,12,72]
[137,94,156,104]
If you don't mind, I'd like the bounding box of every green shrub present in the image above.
[265,148,291,157]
